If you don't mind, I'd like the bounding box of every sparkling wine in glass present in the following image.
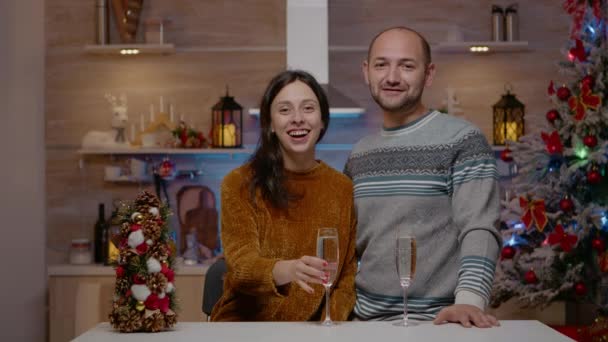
[394,235,416,327]
[317,227,339,326]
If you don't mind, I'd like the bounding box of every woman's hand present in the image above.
[273,256,328,293]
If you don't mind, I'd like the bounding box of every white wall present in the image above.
[0,0,46,340]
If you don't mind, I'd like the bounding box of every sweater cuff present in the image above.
[455,290,486,310]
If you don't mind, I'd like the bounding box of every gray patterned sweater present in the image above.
[344,110,502,321]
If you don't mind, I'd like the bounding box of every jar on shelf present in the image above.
[70,239,93,265]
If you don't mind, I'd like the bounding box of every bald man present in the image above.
[345,27,501,328]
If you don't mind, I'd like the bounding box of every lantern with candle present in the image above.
[211,88,243,148]
[493,84,525,146]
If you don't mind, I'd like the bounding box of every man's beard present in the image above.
[370,85,422,114]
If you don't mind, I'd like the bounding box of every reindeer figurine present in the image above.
[81,93,130,149]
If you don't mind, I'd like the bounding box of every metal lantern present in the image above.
[493,85,525,145]
[211,88,243,148]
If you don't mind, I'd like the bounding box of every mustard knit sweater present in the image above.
[210,161,357,321]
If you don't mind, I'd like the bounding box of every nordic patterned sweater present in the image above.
[344,110,502,321]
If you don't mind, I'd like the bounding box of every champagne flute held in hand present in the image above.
[317,227,339,326]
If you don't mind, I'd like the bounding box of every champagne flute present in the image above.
[394,234,416,327]
[316,227,339,326]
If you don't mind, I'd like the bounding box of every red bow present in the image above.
[520,197,548,232]
[547,224,578,252]
[541,131,563,154]
[568,39,587,62]
[568,83,602,120]
[563,0,603,38]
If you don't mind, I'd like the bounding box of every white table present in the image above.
[74,321,574,342]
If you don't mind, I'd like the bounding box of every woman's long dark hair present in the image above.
[249,70,330,209]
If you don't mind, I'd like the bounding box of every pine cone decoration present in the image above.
[143,311,166,332]
[120,248,138,265]
[115,277,131,295]
[135,191,160,210]
[149,243,169,261]
[121,222,131,236]
[143,220,162,241]
[165,311,177,328]
[146,273,168,294]
[111,306,143,333]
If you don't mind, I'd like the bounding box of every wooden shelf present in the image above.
[83,43,175,55]
[78,147,252,157]
[436,41,530,53]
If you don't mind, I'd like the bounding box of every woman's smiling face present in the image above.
[270,80,324,168]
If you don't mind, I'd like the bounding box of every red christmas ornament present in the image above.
[116,266,125,278]
[161,263,175,282]
[132,274,146,285]
[501,246,516,259]
[525,269,538,284]
[557,86,571,101]
[135,242,149,255]
[592,238,606,252]
[559,197,574,212]
[587,169,602,184]
[574,282,588,296]
[500,148,513,162]
[583,135,598,148]
[581,75,595,88]
[145,293,159,310]
[546,109,559,123]
[159,296,170,313]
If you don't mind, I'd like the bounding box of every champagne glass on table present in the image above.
[394,234,416,327]
[316,227,339,326]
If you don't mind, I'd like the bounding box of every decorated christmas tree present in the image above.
[109,191,178,332]
[492,0,608,313]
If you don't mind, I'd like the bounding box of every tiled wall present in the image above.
[46,0,570,263]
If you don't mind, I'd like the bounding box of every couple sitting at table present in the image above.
[211,27,501,328]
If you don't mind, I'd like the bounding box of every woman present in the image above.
[211,70,357,321]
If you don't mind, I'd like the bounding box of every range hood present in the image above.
[249,0,364,118]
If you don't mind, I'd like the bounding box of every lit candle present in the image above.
[215,124,236,147]
[140,113,145,131]
[160,96,164,113]
[170,104,175,123]
[150,104,155,122]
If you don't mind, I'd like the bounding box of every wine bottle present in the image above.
[94,203,107,264]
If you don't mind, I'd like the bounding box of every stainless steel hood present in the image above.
[248,0,364,119]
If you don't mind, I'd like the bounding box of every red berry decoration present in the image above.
[581,75,595,88]
[559,197,574,212]
[583,135,598,148]
[501,246,516,259]
[500,148,513,162]
[557,86,571,101]
[587,169,602,184]
[574,282,588,296]
[525,269,538,284]
[546,109,560,123]
[592,238,606,252]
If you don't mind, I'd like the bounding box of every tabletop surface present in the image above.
[73,320,573,342]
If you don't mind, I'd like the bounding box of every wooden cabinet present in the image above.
[48,264,208,342]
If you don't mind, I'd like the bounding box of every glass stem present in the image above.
[402,285,408,326]
[324,286,332,323]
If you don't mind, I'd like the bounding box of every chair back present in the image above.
[202,258,227,319]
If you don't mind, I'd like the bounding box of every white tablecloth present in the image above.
[73,321,573,342]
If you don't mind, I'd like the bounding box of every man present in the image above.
[344,27,501,328]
